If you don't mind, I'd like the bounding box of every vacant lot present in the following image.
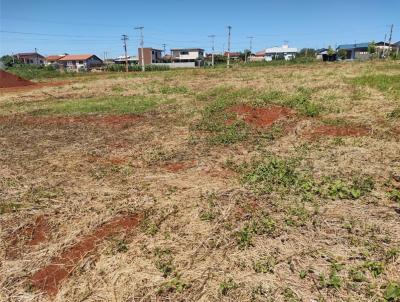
[1,61,400,302]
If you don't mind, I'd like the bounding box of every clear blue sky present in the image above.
[1,0,399,58]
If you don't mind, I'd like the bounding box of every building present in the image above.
[138,48,163,65]
[15,52,45,65]
[114,55,139,65]
[57,54,103,71]
[45,55,67,65]
[171,48,204,64]
[375,41,397,58]
[263,44,298,61]
[316,49,337,62]
[336,43,369,60]
[224,52,241,60]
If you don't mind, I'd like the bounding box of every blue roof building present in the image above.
[337,42,370,60]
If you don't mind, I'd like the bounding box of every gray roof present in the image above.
[171,48,204,51]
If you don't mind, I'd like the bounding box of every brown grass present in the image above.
[1,61,399,302]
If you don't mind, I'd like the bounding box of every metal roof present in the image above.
[337,43,369,50]
[265,46,298,54]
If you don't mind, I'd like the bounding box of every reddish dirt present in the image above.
[0,114,140,127]
[164,162,187,172]
[229,104,293,127]
[309,125,369,138]
[0,70,35,88]
[31,214,140,296]
[6,215,49,259]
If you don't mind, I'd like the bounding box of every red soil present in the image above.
[0,70,35,88]
[310,125,369,138]
[164,162,187,172]
[30,214,140,296]
[229,104,293,127]
[6,215,49,259]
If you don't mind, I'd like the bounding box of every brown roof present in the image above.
[58,54,96,61]
[16,52,45,58]
[255,50,265,57]
[45,55,65,61]
[224,51,241,57]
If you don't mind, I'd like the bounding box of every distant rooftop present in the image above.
[337,43,369,50]
[265,45,298,54]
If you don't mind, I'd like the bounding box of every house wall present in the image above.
[172,50,204,61]
[138,48,162,65]
[18,55,44,65]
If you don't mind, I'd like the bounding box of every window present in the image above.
[79,61,83,64]
[180,51,189,55]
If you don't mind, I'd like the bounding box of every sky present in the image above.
[0,0,399,58]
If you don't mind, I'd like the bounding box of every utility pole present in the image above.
[227,26,231,69]
[162,43,167,55]
[35,47,38,65]
[387,24,394,57]
[246,36,254,63]
[135,26,145,72]
[208,34,215,67]
[121,34,129,72]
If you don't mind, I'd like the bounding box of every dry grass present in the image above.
[1,61,400,302]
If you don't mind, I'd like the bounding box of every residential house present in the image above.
[224,52,241,60]
[263,44,298,61]
[375,41,397,58]
[114,55,139,65]
[45,54,67,65]
[15,52,45,65]
[138,48,163,65]
[336,43,369,60]
[316,49,337,62]
[171,48,204,65]
[57,54,103,71]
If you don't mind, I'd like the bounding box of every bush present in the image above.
[6,64,73,80]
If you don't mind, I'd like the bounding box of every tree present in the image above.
[0,55,20,67]
[327,46,335,56]
[299,48,316,57]
[368,41,376,55]
[337,49,347,60]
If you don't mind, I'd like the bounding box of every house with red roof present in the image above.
[45,54,67,65]
[57,54,103,71]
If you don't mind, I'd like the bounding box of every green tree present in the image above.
[327,46,335,56]
[337,49,347,60]
[299,48,316,57]
[368,41,376,56]
[0,55,20,67]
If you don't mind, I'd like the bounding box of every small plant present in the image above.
[235,226,253,249]
[282,287,301,302]
[159,85,188,94]
[219,278,237,296]
[384,282,400,301]
[154,248,175,278]
[250,214,276,235]
[364,261,383,278]
[158,277,188,294]
[388,108,400,119]
[348,267,366,282]
[253,256,275,273]
[115,240,129,253]
[388,189,400,203]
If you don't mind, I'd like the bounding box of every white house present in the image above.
[171,48,204,63]
[263,44,298,61]
[114,55,139,64]
[57,54,103,71]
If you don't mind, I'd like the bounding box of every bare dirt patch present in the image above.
[229,104,293,127]
[309,124,369,138]
[6,215,49,260]
[30,214,140,296]
[0,70,35,88]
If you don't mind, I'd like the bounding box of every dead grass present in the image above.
[0,61,399,302]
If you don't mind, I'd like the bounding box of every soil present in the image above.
[164,162,187,172]
[6,216,49,260]
[229,104,293,127]
[310,124,369,138]
[0,70,35,88]
[30,214,140,296]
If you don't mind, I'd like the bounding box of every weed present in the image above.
[253,256,275,273]
[324,176,374,200]
[283,87,322,117]
[154,248,175,278]
[0,202,22,214]
[114,240,128,253]
[364,261,384,278]
[250,214,276,235]
[388,189,400,203]
[348,267,366,282]
[384,282,400,301]
[219,278,237,296]
[352,74,400,98]
[159,277,188,294]
[282,287,301,302]
[235,226,253,249]
[111,86,125,93]
[159,85,188,94]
